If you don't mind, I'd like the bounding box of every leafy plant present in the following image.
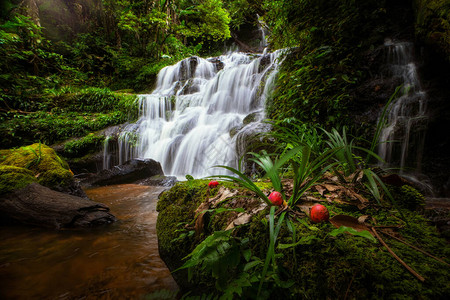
[322,127,397,206]
[258,206,288,296]
[174,230,250,292]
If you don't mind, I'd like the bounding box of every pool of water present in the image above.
[0,184,178,299]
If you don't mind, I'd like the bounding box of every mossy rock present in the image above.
[63,134,105,158]
[0,166,37,194]
[157,179,450,298]
[0,143,74,193]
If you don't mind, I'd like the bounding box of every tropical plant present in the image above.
[322,127,396,206]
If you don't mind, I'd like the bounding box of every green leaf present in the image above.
[329,226,377,243]
[278,235,319,249]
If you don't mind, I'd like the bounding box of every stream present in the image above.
[0,184,178,299]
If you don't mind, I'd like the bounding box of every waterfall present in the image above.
[104,51,282,178]
[378,40,428,176]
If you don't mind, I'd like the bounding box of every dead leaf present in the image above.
[225,203,267,230]
[314,185,326,196]
[323,184,340,192]
[225,213,252,230]
[305,195,324,202]
[358,215,370,224]
[208,187,239,207]
[330,215,373,235]
[297,203,315,216]
[194,202,210,235]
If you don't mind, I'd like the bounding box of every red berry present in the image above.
[208,180,219,188]
[310,204,329,223]
[268,191,283,206]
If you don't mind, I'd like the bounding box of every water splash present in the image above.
[378,40,428,174]
[104,51,282,178]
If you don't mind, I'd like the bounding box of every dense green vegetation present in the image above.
[0,0,236,148]
[264,0,388,128]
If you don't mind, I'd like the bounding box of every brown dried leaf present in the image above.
[225,213,252,230]
[225,203,267,230]
[358,215,370,224]
[330,215,373,235]
[297,203,315,216]
[194,202,210,235]
[323,184,340,192]
[208,187,239,208]
[314,185,326,196]
[305,195,324,202]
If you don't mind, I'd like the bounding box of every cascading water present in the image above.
[378,40,428,176]
[104,50,281,178]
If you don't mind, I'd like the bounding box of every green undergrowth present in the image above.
[264,0,390,129]
[63,133,106,158]
[0,87,138,148]
[0,143,73,194]
[156,179,450,299]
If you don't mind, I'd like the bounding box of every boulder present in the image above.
[0,143,86,197]
[136,175,178,187]
[0,183,116,229]
[80,158,164,187]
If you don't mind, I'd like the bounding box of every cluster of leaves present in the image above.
[0,85,138,148]
[63,134,106,158]
[0,14,77,113]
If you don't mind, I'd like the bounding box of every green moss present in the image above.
[63,133,105,158]
[0,165,36,194]
[390,185,426,210]
[0,143,73,191]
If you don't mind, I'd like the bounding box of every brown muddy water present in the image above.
[0,184,178,299]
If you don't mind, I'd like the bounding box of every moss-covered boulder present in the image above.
[0,166,36,194]
[0,143,84,197]
[157,180,450,298]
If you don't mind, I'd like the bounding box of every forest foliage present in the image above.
[1,0,449,147]
[0,0,242,148]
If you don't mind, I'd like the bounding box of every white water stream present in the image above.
[104,50,281,178]
[378,40,428,174]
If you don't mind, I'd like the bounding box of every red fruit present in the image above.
[268,191,283,206]
[310,204,329,223]
[208,180,219,188]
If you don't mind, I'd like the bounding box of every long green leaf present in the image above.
[329,226,377,243]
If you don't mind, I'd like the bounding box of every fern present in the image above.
[174,230,241,286]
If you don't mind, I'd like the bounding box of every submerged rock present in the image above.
[0,183,116,228]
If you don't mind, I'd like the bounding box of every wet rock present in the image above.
[80,158,164,187]
[207,57,224,71]
[424,198,450,240]
[243,111,263,125]
[0,183,116,229]
[137,175,178,187]
[229,125,243,138]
